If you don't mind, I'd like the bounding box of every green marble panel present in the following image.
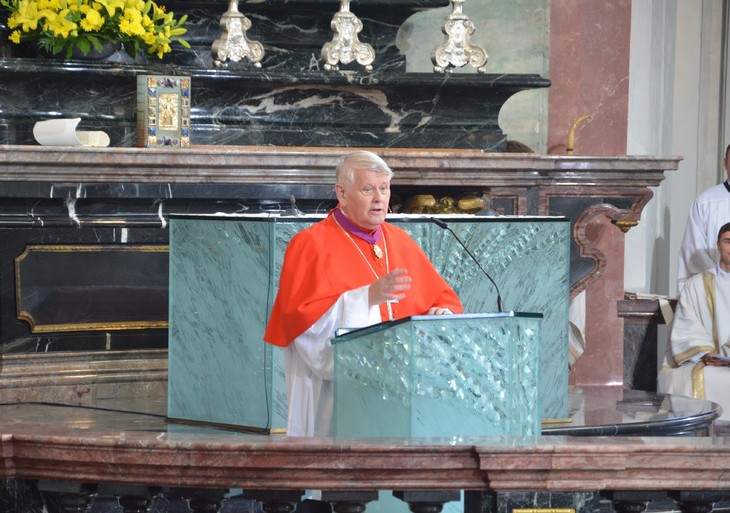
[168,218,288,431]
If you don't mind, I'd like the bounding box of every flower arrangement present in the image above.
[1,0,190,59]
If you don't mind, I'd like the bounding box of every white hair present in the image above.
[335,151,393,187]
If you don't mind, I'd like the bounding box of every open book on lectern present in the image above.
[333,311,521,341]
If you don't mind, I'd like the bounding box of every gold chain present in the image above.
[332,215,393,320]
[333,215,389,279]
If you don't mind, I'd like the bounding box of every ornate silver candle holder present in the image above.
[211,0,265,68]
[431,0,488,73]
[321,0,376,72]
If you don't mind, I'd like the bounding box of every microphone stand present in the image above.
[430,217,505,313]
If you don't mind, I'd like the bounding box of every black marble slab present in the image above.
[0,59,548,149]
[0,0,550,149]
[1,479,260,513]
[618,298,677,393]
[0,226,169,353]
[467,490,602,513]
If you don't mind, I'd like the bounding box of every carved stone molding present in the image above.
[0,148,676,300]
[2,421,730,492]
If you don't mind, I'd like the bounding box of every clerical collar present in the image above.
[332,207,382,245]
[717,264,730,279]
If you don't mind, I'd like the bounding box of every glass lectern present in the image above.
[333,313,542,438]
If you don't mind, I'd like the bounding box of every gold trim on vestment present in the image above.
[691,361,706,399]
[689,271,718,399]
[702,271,718,351]
[674,345,716,366]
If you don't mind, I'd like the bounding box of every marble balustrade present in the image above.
[3,417,730,513]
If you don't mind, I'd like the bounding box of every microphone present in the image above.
[429,217,505,313]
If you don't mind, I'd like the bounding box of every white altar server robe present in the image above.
[658,265,730,420]
[677,182,730,294]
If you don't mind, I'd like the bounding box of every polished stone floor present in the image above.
[0,385,722,439]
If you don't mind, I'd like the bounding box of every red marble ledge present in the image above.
[0,144,680,188]
[3,426,730,492]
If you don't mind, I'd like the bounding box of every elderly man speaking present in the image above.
[264,150,463,437]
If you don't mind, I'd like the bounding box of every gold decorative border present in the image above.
[14,245,169,333]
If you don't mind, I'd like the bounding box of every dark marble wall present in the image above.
[0,0,549,149]
[8,480,694,513]
[618,298,676,393]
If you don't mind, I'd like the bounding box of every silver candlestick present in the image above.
[321,0,376,72]
[431,0,488,73]
[211,0,265,68]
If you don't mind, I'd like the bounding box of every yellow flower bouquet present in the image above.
[1,0,190,59]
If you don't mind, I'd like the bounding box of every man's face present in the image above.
[718,230,730,272]
[336,168,390,230]
[725,150,730,178]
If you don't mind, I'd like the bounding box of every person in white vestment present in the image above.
[658,222,730,420]
[677,144,730,294]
